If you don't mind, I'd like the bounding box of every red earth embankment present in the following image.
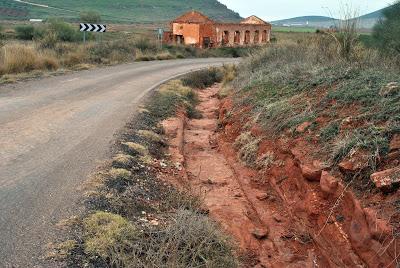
[161,84,399,267]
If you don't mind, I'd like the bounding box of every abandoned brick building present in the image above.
[163,11,272,48]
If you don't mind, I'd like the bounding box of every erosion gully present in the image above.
[161,84,399,268]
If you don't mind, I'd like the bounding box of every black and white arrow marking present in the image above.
[79,23,107,33]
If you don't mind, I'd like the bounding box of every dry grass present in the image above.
[112,154,135,169]
[83,211,138,266]
[234,132,260,167]
[0,44,59,74]
[82,210,238,268]
[137,130,164,144]
[122,142,149,156]
[256,151,276,170]
[108,168,132,181]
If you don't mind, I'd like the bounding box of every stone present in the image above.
[300,163,322,181]
[364,208,392,242]
[252,227,269,240]
[256,193,269,201]
[390,134,400,152]
[338,160,356,172]
[370,167,400,190]
[296,121,312,133]
[338,150,370,173]
[387,151,400,162]
[320,171,339,194]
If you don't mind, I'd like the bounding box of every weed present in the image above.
[109,168,132,181]
[137,130,164,144]
[1,44,37,73]
[234,132,260,167]
[83,211,138,266]
[112,154,135,169]
[182,68,223,89]
[122,142,149,156]
[256,151,275,169]
[320,121,340,142]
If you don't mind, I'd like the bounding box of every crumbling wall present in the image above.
[215,24,271,46]
[172,23,200,46]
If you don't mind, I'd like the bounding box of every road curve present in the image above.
[0,58,239,267]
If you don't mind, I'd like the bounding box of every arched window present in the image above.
[254,30,260,44]
[222,31,230,45]
[234,31,241,44]
[261,30,267,43]
[244,30,250,44]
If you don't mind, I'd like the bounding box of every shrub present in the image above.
[39,51,59,70]
[48,18,80,42]
[182,68,223,88]
[156,52,174,60]
[137,130,164,143]
[373,1,400,55]
[134,37,157,52]
[80,11,101,24]
[88,40,135,63]
[82,210,237,267]
[15,25,35,40]
[83,212,138,266]
[234,132,260,167]
[122,142,149,156]
[112,154,134,169]
[38,32,58,49]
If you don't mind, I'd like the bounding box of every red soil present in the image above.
[161,84,400,267]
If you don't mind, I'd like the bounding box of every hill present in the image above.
[272,16,337,28]
[0,0,242,23]
[272,6,389,29]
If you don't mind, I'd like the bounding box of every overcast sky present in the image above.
[218,0,393,21]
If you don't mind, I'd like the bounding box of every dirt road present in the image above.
[0,58,238,267]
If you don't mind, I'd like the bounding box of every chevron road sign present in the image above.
[79,23,107,33]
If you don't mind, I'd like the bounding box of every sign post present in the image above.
[80,23,107,43]
[157,28,164,49]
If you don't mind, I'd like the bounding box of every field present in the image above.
[0,0,241,22]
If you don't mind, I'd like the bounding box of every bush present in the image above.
[88,40,135,63]
[373,1,400,55]
[134,38,157,52]
[15,25,35,40]
[182,68,223,89]
[48,18,80,42]
[83,212,138,266]
[80,11,101,24]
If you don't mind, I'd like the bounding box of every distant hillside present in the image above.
[272,16,337,28]
[0,0,242,23]
[272,6,389,29]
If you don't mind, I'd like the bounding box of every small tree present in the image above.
[373,1,400,54]
[15,25,35,40]
[47,18,80,42]
[329,6,360,61]
[80,11,102,23]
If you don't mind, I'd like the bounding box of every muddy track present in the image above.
[162,84,399,267]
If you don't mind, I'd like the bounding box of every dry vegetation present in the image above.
[51,69,239,267]
[0,20,251,82]
[231,18,400,191]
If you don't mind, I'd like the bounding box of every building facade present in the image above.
[164,11,272,48]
